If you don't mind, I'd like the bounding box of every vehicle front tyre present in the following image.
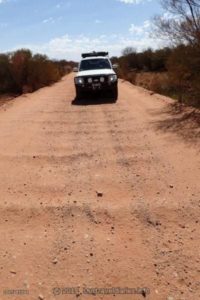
[75,87,83,100]
[111,86,118,102]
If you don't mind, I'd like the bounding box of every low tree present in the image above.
[154,0,200,45]
[10,49,32,93]
[122,47,136,56]
[167,44,200,104]
[0,54,14,92]
[0,49,74,95]
[154,0,200,106]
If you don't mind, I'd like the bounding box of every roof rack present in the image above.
[82,51,109,58]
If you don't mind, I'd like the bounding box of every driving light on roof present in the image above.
[82,52,109,58]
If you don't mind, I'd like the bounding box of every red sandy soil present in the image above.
[0,74,199,300]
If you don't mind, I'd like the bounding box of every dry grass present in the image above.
[121,71,177,98]
[135,72,168,91]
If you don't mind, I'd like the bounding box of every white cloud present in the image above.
[161,11,182,22]
[0,0,14,4]
[129,20,151,35]
[118,0,151,4]
[42,17,55,24]
[12,31,165,61]
[129,24,144,35]
[119,0,141,3]
[42,16,63,24]
[95,19,102,24]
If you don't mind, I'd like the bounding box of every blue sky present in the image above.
[0,0,165,60]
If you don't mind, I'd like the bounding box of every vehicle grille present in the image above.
[84,76,108,84]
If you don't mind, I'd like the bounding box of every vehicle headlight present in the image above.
[88,78,92,83]
[100,77,105,83]
[75,77,84,85]
[108,74,117,83]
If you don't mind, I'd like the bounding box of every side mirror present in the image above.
[112,64,118,70]
[73,67,78,72]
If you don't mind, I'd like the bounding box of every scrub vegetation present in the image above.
[113,0,200,107]
[0,49,75,95]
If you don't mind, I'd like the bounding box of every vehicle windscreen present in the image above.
[79,59,111,71]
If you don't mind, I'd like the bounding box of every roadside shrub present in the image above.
[27,54,61,91]
[0,54,14,92]
[9,49,32,93]
[0,49,73,95]
[122,72,137,84]
[167,45,200,106]
[117,45,200,107]
[115,47,172,75]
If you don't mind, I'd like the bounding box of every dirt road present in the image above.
[0,74,199,300]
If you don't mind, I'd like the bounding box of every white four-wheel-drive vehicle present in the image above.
[74,52,118,100]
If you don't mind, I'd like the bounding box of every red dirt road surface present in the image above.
[0,74,199,300]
